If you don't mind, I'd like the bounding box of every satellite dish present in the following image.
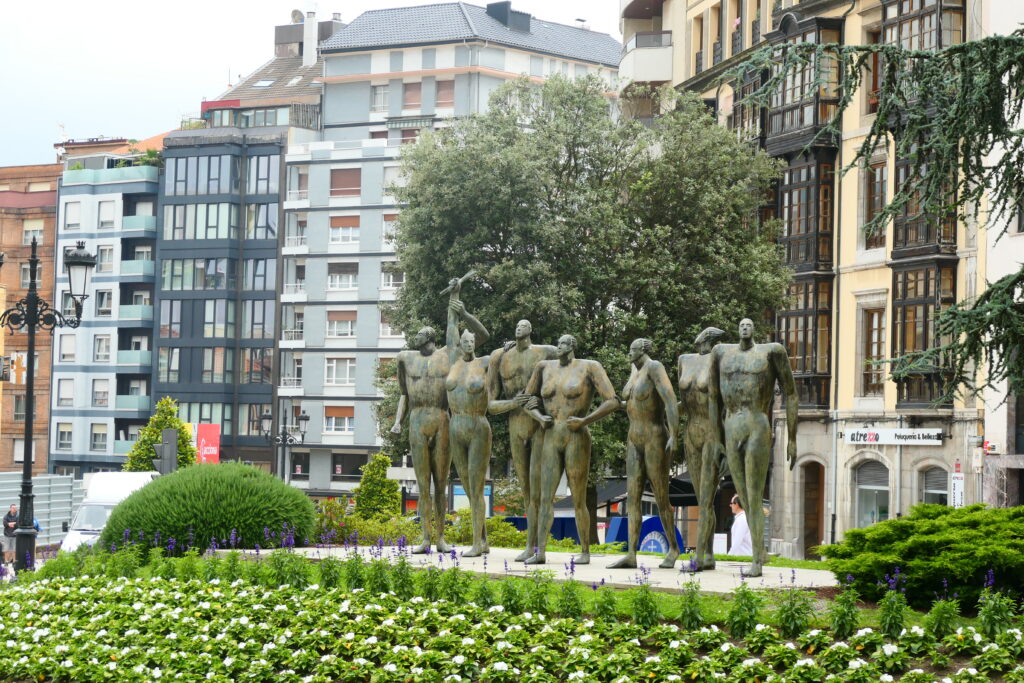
[291,9,304,23]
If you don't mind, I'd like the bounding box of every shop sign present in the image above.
[845,428,943,446]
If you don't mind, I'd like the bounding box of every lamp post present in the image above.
[0,238,96,572]
[261,410,309,479]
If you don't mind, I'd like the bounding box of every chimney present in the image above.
[333,13,341,21]
[486,2,530,32]
[303,10,317,67]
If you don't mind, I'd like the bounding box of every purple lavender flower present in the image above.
[229,528,238,548]
[984,568,996,588]
[123,528,131,543]
[166,538,176,554]
[570,556,576,578]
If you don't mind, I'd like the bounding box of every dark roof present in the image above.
[214,56,323,104]
[321,2,621,67]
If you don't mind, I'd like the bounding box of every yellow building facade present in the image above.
[619,0,1012,558]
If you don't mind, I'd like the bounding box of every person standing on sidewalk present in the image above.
[2,504,17,565]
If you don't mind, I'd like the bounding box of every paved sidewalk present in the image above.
[291,544,837,593]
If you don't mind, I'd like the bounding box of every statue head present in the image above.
[411,326,437,351]
[629,338,653,363]
[695,326,726,355]
[556,334,576,359]
[459,329,476,355]
[738,318,755,341]
[514,319,533,340]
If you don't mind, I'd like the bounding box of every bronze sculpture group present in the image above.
[392,277,797,578]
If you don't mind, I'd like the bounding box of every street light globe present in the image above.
[260,411,273,435]
[64,240,97,302]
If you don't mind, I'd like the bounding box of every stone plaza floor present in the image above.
[291,544,838,593]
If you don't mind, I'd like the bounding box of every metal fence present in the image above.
[0,473,83,547]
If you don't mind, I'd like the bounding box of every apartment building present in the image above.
[619,0,999,557]
[49,138,162,476]
[0,163,60,474]
[280,1,620,495]
[152,13,342,470]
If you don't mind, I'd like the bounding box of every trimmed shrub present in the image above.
[819,503,1024,609]
[354,453,401,520]
[99,462,315,553]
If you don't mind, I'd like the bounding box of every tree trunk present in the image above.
[586,483,599,544]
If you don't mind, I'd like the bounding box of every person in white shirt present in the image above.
[729,495,752,556]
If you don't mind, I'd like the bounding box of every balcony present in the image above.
[281,328,305,349]
[279,376,303,397]
[712,41,722,65]
[285,234,307,248]
[62,165,159,187]
[119,304,153,321]
[619,31,673,84]
[286,139,401,164]
[115,394,151,411]
[121,260,154,277]
[732,29,743,55]
[695,50,704,75]
[117,350,153,366]
[122,215,156,233]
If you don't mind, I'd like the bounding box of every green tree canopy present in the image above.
[380,75,789,490]
[354,452,402,521]
[123,396,198,472]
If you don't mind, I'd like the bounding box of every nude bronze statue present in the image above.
[487,320,557,561]
[391,276,488,554]
[708,318,797,577]
[607,338,680,569]
[677,326,727,571]
[521,334,618,565]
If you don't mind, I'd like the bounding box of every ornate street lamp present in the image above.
[0,238,96,571]
[262,409,309,478]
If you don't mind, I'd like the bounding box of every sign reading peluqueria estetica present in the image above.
[844,428,944,446]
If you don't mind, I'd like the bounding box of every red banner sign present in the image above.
[196,423,221,464]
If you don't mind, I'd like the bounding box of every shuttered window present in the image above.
[330,169,361,197]
[856,460,889,488]
[921,466,948,504]
[325,406,355,418]
[436,80,455,107]
[403,82,422,108]
[325,405,355,433]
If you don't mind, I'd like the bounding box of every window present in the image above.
[330,216,359,244]
[768,28,840,135]
[856,460,890,527]
[57,379,74,407]
[97,246,114,273]
[893,156,956,250]
[779,160,834,266]
[164,155,238,196]
[401,128,420,145]
[93,335,111,362]
[160,300,181,338]
[291,452,310,478]
[92,379,109,407]
[383,166,403,191]
[246,155,280,195]
[920,466,948,504]
[58,334,75,362]
[403,82,422,109]
[22,218,43,245]
[19,263,42,289]
[862,309,886,396]
[243,258,277,289]
[330,168,361,198]
[370,130,388,141]
[380,313,398,337]
[242,300,275,339]
[327,263,358,290]
[892,264,955,404]
[163,203,239,240]
[160,258,237,290]
[90,424,108,451]
[202,348,234,383]
[61,291,74,317]
[370,85,389,112]
[383,213,398,249]
[237,403,270,437]
[326,310,357,337]
[776,279,831,408]
[177,403,233,436]
[436,79,455,107]
[96,290,112,316]
[253,79,274,88]
[203,299,235,338]
[241,347,273,384]
[324,406,355,433]
[245,203,278,239]
[882,0,962,51]
[157,348,180,383]
[237,107,287,127]
[56,423,73,450]
[866,30,882,114]
[14,395,26,421]
[64,202,80,229]
[325,357,356,385]
[382,267,404,289]
[864,161,887,249]
[98,200,115,228]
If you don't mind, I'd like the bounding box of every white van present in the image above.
[60,472,159,552]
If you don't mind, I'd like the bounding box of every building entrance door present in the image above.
[802,462,825,559]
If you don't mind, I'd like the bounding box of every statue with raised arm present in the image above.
[608,339,680,569]
[520,334,619,565]
[391,275,488,553]
[707,318,798,577]
[444,280,496,558]
[677,326,727,571]
[487,320,557,561]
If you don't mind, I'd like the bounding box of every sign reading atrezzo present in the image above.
[844,428,944,446]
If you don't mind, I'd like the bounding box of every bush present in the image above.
[819,503,1024,609]
[447,515,527,548]
[316,497,421,546]
[354,453,401,520]
[123,397,197,472]
[99,462,316,553]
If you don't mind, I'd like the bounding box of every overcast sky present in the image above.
[0,0,622,166]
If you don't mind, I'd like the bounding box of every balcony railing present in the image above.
[287,189,309,201]
[752,19,761,45]
[122,215,156,231]
[713,41,723,65]
[284,282,306,294]
[116,350,153,366]
[695,50,704,74]
[732,28,743,55]
[285,234,308,247]
[121,260,154,277]
[622,30,672,56]
[280,376,302,387]
[119,304,154,321]
[115,394,151,411]
[282,329,304,341]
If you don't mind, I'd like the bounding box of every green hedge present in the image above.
[819,503,1024,609]
[99,463,316,553]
